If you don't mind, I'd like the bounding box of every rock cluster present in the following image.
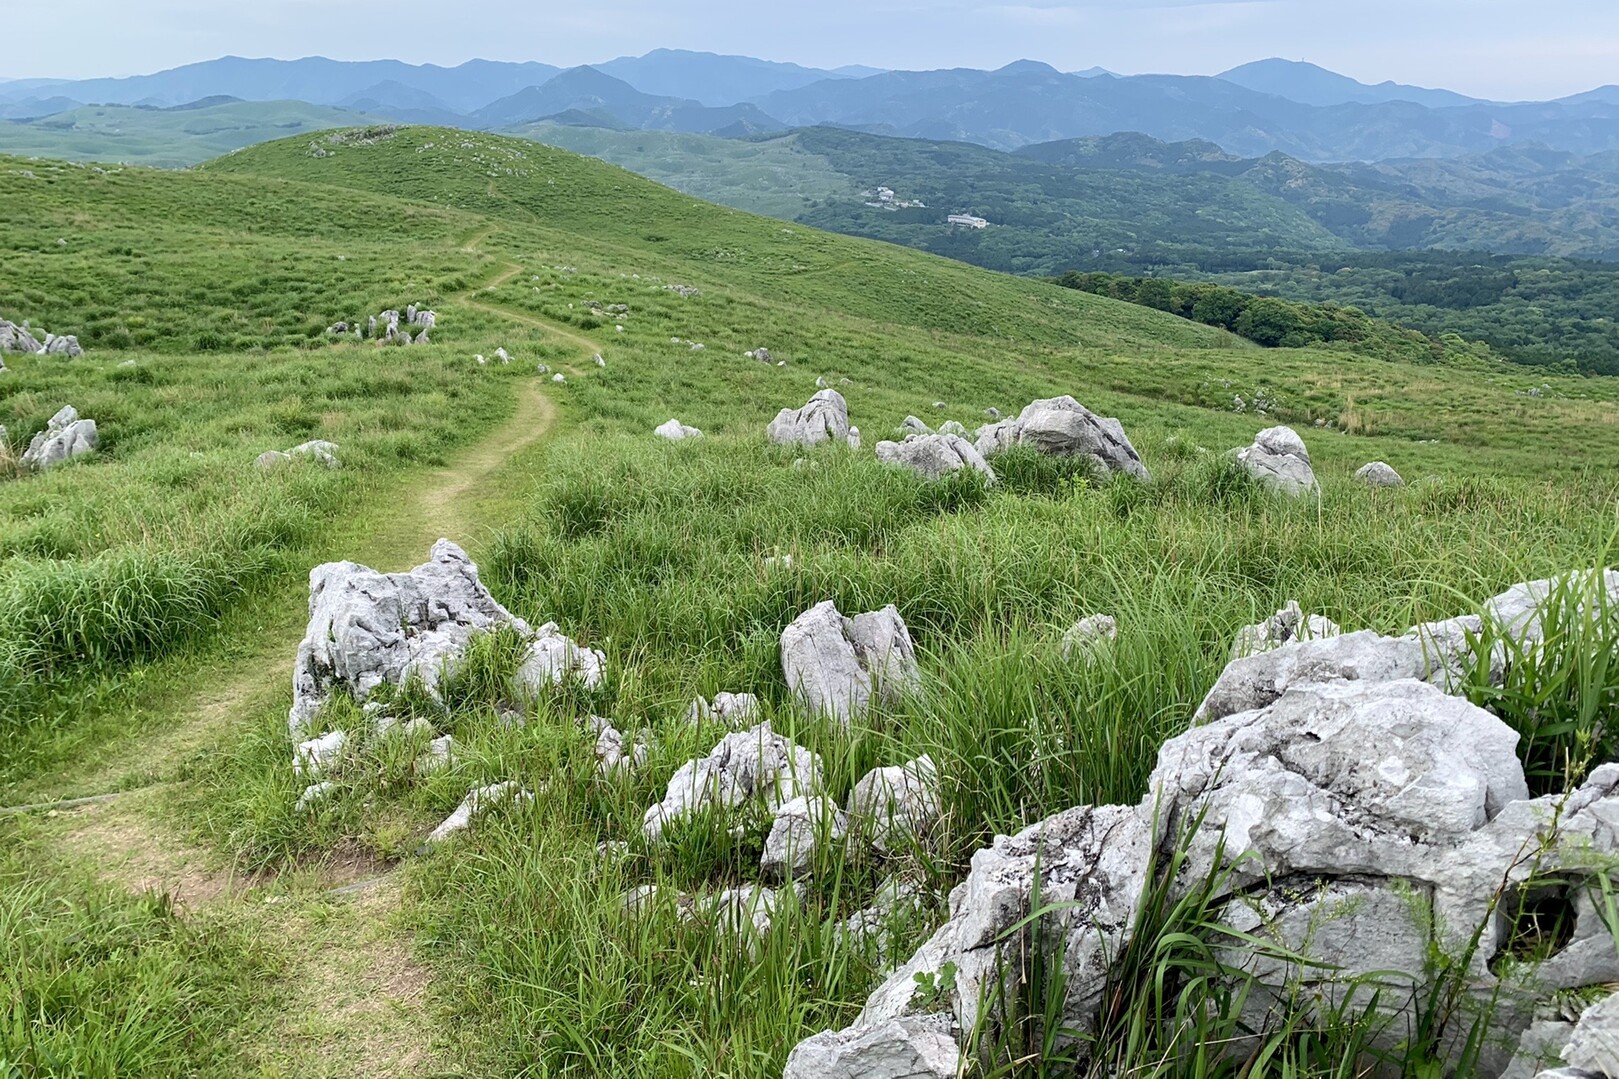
[641,722,822,840]
[768,390,851,447]
[1235,425,1317,496]
[975,396,1150,481]
[781,600,920,724]
[287,540,602,738]
[0,315,82,357]
[21,405,98,471]
[255,440,340,470]
[785,568,1619,1079]
[874,433,995,483]
[332,306,437,346]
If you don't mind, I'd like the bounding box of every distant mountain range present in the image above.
[5,51,1619,159]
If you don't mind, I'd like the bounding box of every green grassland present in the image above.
[2,127,1618,1077]
[0,100,380,168]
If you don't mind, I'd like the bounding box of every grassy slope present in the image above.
[0,100,380,168]
[3,128,1618,1076]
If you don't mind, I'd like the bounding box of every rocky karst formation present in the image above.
[767,389,851,447]
[875,433,996,483]
[780,600,921,724]
[784,569,1619,1079]
[975,396,1150,481]
[287,539,603,738]
[0,314,83,357]
[1234,424,1318,496]
[20,405,98,471]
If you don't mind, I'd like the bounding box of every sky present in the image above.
[4,0,1618,100]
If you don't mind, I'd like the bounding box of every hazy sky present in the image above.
[5,0,1617,100]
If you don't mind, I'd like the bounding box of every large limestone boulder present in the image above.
[1235,425,1317,496]
[784,1015,959,1079]
[874,433,995,483]
[21,405,98,471]
[289,540,523,737]
[514,623,606,694]
[848,755,940,853]
[641,722,822,840]
[974,396,1149,481]
[768,390,851,447]
[0,319,43,354]
[781,600,920,724]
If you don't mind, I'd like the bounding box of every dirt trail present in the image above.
[22,241,605,1076]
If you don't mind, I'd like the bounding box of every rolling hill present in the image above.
[4,126,1618,1079]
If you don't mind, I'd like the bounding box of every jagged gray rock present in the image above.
[768,390,851,447]
[587,716,647,778]
[513,623,606,695]
[1230,600,1341,659]
[784,1015,959,1079]
[848,755,940,854]
[1561,992,1619,1075]
[900,416,933,436]
[289,540,532,738]
[0,319,43,354]
[40,334,84,357]
[642,722,822,840]
[975,396,1149,481]
[21,405,98,471]
[781,600,920,724]
[655,419,703,441]
[1356,461,1406,488]
[937,420,968,438]
[289,440,340,468]
[424,781,531,846]
[761,794,847,881]
[874,433,996,483]
[1235,425,1318,496]
[687,692,761,728]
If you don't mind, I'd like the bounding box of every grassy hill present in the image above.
[3,128,1617,1077]
[0,99,381,167]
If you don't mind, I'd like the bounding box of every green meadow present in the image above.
[1,126,1616,1077]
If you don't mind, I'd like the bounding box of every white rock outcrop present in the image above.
[655,419,703,441]
[848,755,941,854]
[1356,460,1406,488]
[1060,614,1118,660]
[424,781,531,846]
[1235,425,1317,496]
[687,692,761,728]
[642,722,822,840]
[875,434,996,483]
[767,390,851,447]
[761,794,848,881]
[781,600,921,724]
[974,396,1150,481]
[21,405,98,471]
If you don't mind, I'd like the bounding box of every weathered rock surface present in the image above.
[875,433,995,483]
[514,623,606,695]
[762,794,848,881]
[655,419,703,441]
[1235,425,1318,496]
[848,755,940,854]
[1561,992,1619,1075]
[0,318,43,354]
[642,722,822,840]
[784,1015,959,1079]
[1060,614,1118,660]
[289,540,533,737]
[1356,461,1406,488]
[1230,600,1341,659]
[21,405,98,471]
[42,333,84,357]
[588,715,647,778]
[781,600,920,724]
[768,390,850,447]
[294,730,348,779]
[425,781,530,846]
[975,396,1150,481]
[900,416,933,436]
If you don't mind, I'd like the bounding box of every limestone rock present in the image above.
[294,781,336,812]
[847,426,861,450]
[687,692,761,728]
[1235,425,1317,496]
[1562,993,1619,1075]
[1230,600,1341,660]
[783,1015,959,1079]
[848,755,940,853]
[288,540,524,738]
[655,418,703,441]
[974,396,1149,481]
[21,405,98,471]
[767,390,850,447]
[900,416,933,436]
[294,730,349,779]
[761,794,847,881]
[1060,614,1118,660]
[0,318,43,354]
[255,450,292,469]
[587,715,647,778]
[415,734,455,775]
[1356,461,1405,488]
[425,781,530,846]
[514,623,606,695]
[288,440,340,468]
[641,722,822,840]
[41,333,84,357]
[781,600,920,724]
[874,433,995,483]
